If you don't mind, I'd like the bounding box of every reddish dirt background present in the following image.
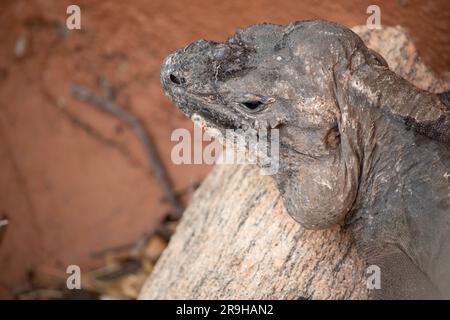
[0,0,448,298]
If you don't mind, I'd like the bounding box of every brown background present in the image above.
[0,0,449,298]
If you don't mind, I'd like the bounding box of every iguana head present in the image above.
[160,20,447,229]
[161,21,366,134]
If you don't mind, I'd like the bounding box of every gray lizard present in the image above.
[160,20,450,299]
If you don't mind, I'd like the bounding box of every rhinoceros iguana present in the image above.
[160,20,450,299]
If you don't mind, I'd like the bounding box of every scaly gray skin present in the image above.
[160,20,450,299]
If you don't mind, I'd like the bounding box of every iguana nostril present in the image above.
[169,73,184,85]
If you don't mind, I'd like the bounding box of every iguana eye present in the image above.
[242,100,264,110]
[239,95,274,112]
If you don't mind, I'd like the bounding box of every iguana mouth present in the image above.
[183,99,239,131]
[166,88,243,132]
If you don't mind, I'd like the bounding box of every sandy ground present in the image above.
[0,0,448,298]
